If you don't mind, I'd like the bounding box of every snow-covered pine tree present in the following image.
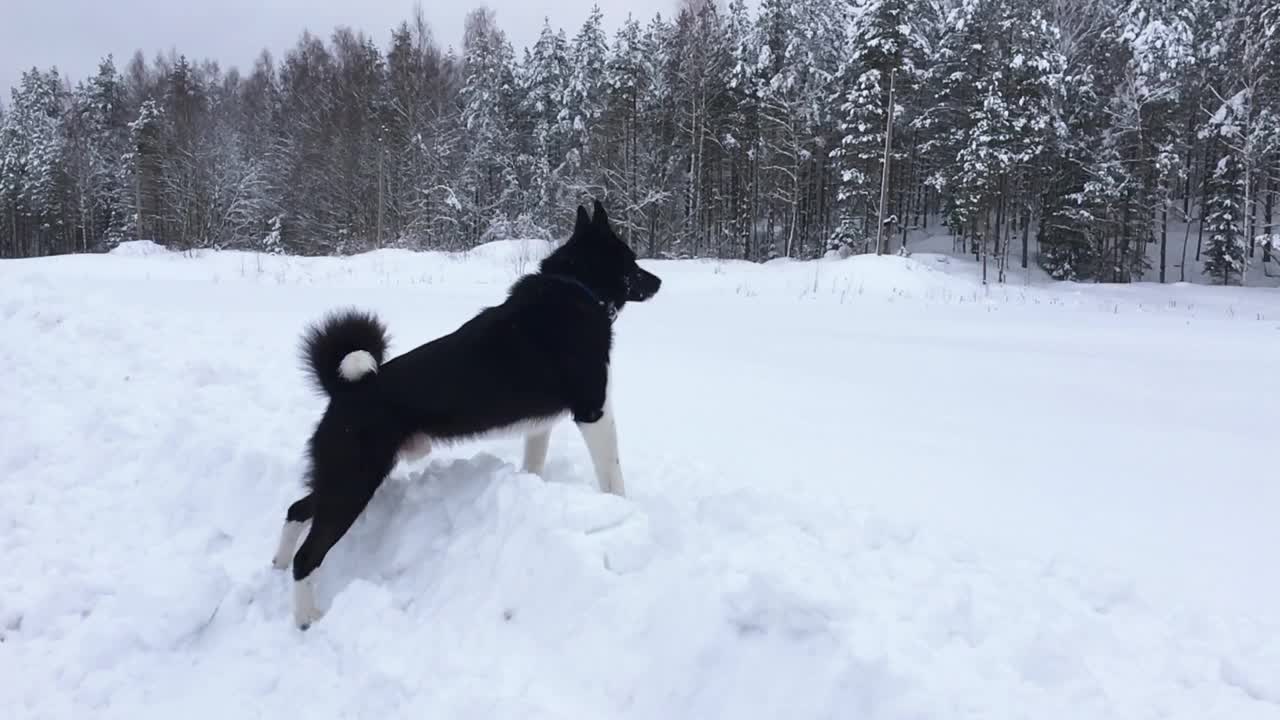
[829,0,917,256]
[123,97,163,246]
[1035,0,1125,280]
[1194,0,1280,284]
[1119,0,1194,282]
[634,12,680,257]
[61,82,96,252]
[202,71,270,249]
[665,0,734,256]
[1202,146,1247,284]
[152,55,211,250]
[1229,0,1279,281]
[918,0,1061,280]
[914,0,992,254]
[403,39,465,249]
[0,103,10,255]
[753,0,845,259]
[64,57,132,251]
[519,20,572,236]
[600,15,654,244]
[559,4,609,204]
[271,33,340,253]
[1058,133,1127,279]
[0,95,19,256]
[329,30,389,251]
[384,19,430,246]
[1,68,71,256]
[995,0,1065,277]
[460,7,520,245]
[723,0,763,259]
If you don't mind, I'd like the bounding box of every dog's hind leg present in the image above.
[290,483,379,630]
[576,399,624,497]
[272,493,314,570]
[522,429,552,476]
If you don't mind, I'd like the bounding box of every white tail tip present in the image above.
[339,350,378,381]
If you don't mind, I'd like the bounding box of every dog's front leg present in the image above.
[523,429,552,476]
[576,400,624,497]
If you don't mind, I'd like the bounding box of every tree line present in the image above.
[1,0,1277,284]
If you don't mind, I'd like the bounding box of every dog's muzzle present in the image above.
[628,269,662,302]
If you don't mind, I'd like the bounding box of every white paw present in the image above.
[294,577,324,630]
[296,604,324,630]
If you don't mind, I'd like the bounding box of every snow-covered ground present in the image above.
[2,239,1279,719]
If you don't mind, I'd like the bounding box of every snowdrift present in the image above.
[2,242,1279,719]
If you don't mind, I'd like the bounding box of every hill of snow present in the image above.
[2,241,1278,719]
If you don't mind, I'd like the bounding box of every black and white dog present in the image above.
[272,200,661,629]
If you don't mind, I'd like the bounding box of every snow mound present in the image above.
[654,251,998,308]
[108,239,170,257]
[464,237,558,265]
[6,449,1277,718]
[815,252,964,299]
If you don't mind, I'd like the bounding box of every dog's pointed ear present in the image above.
[574,205,590,233]
[591,199,609,227]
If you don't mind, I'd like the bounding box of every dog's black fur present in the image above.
[278,201,660,626]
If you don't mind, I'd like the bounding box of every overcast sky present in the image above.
[1,0,674,99]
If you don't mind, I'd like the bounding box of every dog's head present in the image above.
[542,200,662,314]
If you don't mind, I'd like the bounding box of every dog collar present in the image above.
[546,274,617,321]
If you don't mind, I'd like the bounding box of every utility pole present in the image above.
[875,68,896,256]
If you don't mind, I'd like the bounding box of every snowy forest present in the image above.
[1,0,1277,284]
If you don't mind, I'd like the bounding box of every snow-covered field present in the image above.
[3,239,1279,719]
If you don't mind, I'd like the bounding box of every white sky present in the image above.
[1,0,675,99]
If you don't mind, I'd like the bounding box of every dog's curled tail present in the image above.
[300,308,391,396]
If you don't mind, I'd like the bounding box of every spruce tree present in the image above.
[559,4,609,202]
[520,20,571,235]
[460,8,520,243]
[1203,137,1247,285]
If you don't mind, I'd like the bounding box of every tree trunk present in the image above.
[1120,191,1131,282]
[1182,113,1194,224]
[376,147,385,248]
[1264,169,1275,264]
[1159,203,1168,283]
[981,207,989,284]
[994,180,1007,283]
[1196,145,1211,261]
[874,69,895,256]
[1179,204,1193,283]
[1021,201,1030,269]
